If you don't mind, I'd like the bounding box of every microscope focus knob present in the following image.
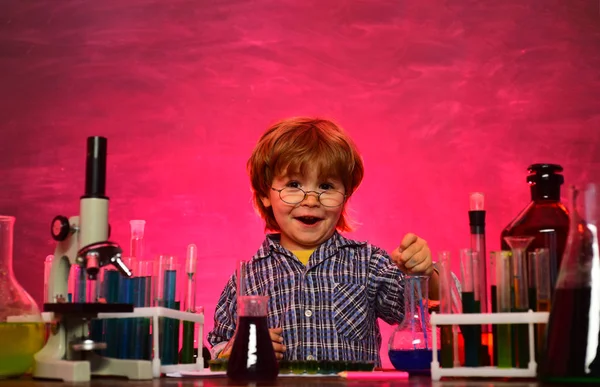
[51,215,71,241]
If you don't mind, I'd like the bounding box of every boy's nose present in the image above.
[301,191,321,206]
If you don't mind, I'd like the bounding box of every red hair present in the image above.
[247,117,364,232]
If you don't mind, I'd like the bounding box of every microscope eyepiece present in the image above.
[83,136,108,199]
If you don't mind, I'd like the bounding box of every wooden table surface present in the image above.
[1,376,568,387]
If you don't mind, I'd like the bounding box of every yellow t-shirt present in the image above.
[292,250,315,265]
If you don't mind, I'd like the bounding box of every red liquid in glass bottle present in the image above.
[500,164,569,293]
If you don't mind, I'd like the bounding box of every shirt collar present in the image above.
[252,231,366,262]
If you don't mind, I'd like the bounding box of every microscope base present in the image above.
[33,359,90,382]
[33,354,153,382]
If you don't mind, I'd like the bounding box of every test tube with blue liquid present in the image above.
[129,220,149,359]
[157,255,180,365]
[117,256,136,359]
[131,259,153,360]
[86,265,104,350]
[102,266,121,357]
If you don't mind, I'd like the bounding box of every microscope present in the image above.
[33,136,153,382]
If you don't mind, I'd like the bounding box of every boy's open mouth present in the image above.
[295,216,322,225]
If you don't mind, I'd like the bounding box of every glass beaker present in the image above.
[0,216,45,378]
[227,295,279,382]
[388,275,439,374]
[539,184,600,383]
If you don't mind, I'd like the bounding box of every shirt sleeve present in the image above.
[370,248,405,325]
[206,274,238,349]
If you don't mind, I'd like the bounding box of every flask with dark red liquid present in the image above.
[227,295,278,382]
[538,183,600,383]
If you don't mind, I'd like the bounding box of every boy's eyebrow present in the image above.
[319,175,343,183]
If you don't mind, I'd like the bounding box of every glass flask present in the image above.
[500,164,570,293]
[538,184,600,383]
[388,275,440,374]
[0,216,45,378]
[227,295,279,382]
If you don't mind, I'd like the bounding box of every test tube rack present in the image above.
[429,311,549,381]
[97,307,204,377]
[43,307,204,378]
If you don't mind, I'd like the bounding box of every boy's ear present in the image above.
[260,196,272,208]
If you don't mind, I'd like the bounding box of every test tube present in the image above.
[142,260,154,360]
[468,192,491,366]
[131,260,153,360]
[539,229,558,295]
[535,248,551,359]
[43,255,53,304]
[86,273,100,303]
[528,251,538,312]
[90,267,106,351]
[130,220,146,259]
[489,251,498,366]
[496,251,512,368]
[157,255,180,365]
[504,236,533,369]
[118,256,136,359]
[70,265,86,303]
[471,250,485,365]
[181,244,198,364]
[438,251,454,368]
[237,260,247,297]
[103,267,120,358]
[129,220,146,360]
[460,248,481,367]
[535,248,551,312]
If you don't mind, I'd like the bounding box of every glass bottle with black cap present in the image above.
[500,163,570,294]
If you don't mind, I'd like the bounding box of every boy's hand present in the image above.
[269,327,286,360]
[391,233,434,276]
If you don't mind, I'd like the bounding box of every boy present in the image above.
[207,117,439,366]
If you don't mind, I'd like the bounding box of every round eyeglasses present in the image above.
[271,187,346,207]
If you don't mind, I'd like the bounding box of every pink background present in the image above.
[1,0,599,367]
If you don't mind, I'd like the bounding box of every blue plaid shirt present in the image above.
[207,231,406,366]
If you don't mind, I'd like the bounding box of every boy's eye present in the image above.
[319,183,334,190]
[286,181,301,189]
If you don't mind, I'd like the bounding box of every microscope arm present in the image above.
[47,216,80,303]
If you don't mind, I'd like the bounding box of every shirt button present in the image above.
[304,309,313,317]
[306,355,315,361]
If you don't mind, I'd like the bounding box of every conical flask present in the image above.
[0,216,45,378]
[388,275,439,374]
[227,295,279,382]
[539,184,600,382]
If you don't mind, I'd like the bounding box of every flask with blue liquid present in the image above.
[388,274,440,374]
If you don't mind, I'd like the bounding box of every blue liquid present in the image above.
[143,276,153,359]
[104,270,121,358]
[118,276,134,359]
[131,277,147,360]
[389,349,438,374]
[161,270,178,365]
